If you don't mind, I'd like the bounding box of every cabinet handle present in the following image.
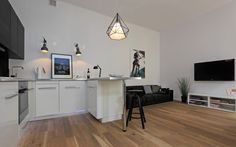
[5,93,18,99]
[38,87,57,90]
[28,88,34,91]
[65,86,80,89]
[88,86,96,88]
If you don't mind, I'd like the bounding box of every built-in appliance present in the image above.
[18,81,29,124]
[194,59,235,81]
[0,47,9,77]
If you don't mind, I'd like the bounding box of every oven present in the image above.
[18,81,29,124]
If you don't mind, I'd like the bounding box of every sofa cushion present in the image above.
[143,85,152,94]
[126,86,143,91]
[151,85,161,93]
[126,85,173,108]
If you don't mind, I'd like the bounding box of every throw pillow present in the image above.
[143,85,153,94]
[151,85,161,93]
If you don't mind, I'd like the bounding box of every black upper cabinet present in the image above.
[10,8,18,56]
[0,0,25,59]
[17,18,24,59]
[0,0,11,49]
[9,5,25,59]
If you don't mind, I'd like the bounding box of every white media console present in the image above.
[188,93,236,112]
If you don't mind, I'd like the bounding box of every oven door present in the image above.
[19,88,29,124]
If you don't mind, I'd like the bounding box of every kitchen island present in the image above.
[0,77,131,132]
[87,77,129,131]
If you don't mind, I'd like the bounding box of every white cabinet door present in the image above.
[0,82,19,147]
[36,82,59,117]
[28,81,36,119]
[87,81,102,119]
[59,81,85,113]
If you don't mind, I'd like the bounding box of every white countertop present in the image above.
[87,77,130,81]
[0,77,35,82]
[0,77,140,82]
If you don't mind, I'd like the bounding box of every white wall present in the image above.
[8,0,160,86]
[161,1,236,100]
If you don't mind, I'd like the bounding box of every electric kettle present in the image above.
[35,66,47,79]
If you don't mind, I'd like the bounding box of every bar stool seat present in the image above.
[126,89,146,129]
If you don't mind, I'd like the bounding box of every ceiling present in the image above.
[59,0,232,31]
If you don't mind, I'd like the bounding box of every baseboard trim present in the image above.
[30,109,88,121]
[101,114,122,123]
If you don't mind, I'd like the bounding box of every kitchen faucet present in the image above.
[11,66,24,77]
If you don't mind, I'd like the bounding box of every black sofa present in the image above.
[126,85,173,108]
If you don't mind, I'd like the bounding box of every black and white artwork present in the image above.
[51,53,72,79]
[130,49,145,78]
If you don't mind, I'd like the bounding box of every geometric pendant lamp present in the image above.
[106,13,129,40]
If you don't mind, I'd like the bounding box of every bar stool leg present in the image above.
[140,101,146,123]
[138,96,145,129]
[142,108,146,123]
[126,96,134,126]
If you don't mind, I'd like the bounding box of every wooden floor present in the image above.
[19,102,236,147]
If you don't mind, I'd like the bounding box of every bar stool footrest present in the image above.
[131,116,141,119]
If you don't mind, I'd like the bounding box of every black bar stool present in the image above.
[126,90,146,129]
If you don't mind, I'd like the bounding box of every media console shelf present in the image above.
[188,93,236,112]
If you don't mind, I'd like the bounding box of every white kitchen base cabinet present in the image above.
[87,80,124,123]
[0,122,18,147]
[87,81,102,119]
[28,81,36,120]
[35,81,59,117]
[59,81,86,114]
[0,82,19,147]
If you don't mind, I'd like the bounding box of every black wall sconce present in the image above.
[75,43,82,56]
[41,38,48,53]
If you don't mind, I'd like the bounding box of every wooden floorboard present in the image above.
[18,102,236,147]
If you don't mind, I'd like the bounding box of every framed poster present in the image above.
[130,49,145,78]
[51,53,73,79]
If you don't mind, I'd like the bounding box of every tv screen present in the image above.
[194,59,235,81]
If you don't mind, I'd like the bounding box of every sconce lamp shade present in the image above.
[75,43,82,56]
[106,13,129,40]
[41,38,48,53]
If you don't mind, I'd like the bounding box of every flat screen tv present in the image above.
[194,59,235,81]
